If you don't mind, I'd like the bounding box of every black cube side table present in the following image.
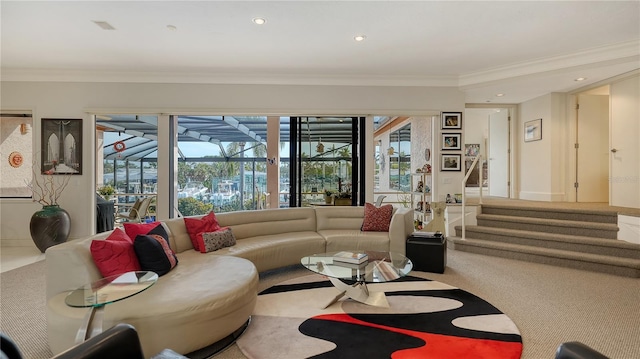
[406,232,447,273]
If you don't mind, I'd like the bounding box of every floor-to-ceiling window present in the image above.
[289,117,361,207]
[97,115,159,218]
[96,114,367,219]
[174,116,269,216]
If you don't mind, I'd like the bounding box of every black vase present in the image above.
[30,205,71,253]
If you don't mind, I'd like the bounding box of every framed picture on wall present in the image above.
[441,154,461,171]
[442,112,462,129]
[465,144,480,157]
[442,133,461,150]
[41,118,83,175]
[524,118,542,142]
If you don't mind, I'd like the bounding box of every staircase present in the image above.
[450,204,640,277]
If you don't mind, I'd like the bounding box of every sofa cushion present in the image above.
[314,206,366,231]
[47,254,258,358]
[90,228,141,277]
[216,208,317,239]
[200,227,236,253]
[134,224,178,276]
[184,211,221,252]
[213,231,326,272]
[320,229,390,253]
[123,221,162,239]
[361,203,393,231]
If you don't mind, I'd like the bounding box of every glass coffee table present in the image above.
[301,251,412,308]
[65,271,158,343]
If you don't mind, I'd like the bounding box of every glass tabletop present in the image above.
[65,271,158,308]
[301,251,413,283]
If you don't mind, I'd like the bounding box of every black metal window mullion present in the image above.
[357,117,366,206]
[350,117,358,206]
[168,115,176,217]
[289,117,299,207]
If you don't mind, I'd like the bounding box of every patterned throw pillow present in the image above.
[184,211,221,252]
[361,202,394,232]
[133,224,178,276]
[90,228,141,277]
[199,227,236,253]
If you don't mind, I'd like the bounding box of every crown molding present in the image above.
[459,40,640,88]
[2,40,637,94]
[0,69,458,87]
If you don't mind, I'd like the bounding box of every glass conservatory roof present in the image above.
[98,115,390,161]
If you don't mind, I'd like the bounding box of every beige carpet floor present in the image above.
[1,248,639,359]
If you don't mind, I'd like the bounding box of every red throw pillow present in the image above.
[361,203,393,232]
[123,221,161,239]
[184,211,221,251]
[90,228,141,277]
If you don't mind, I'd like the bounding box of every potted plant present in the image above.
[333,190,352,206]
[323,189,336,204]
[97,184,116,200]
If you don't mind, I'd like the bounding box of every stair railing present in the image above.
[461,154,483,240]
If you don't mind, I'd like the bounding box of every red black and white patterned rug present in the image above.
[237,274,523,359]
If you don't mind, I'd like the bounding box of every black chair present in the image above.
[555,342,610,359]
[1,323,186,359]
[0,331,23,359]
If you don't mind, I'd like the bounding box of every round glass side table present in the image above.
[65,271,158,343]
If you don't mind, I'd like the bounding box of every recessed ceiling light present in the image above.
[496,93,504,97]
[252,17,266,25]
[575,77,587,81]
[354,35,366,42]
[93,21,115,30]
[166,25,177,31]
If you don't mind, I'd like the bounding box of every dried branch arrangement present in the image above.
[26,159,71,206]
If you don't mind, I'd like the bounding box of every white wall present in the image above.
[464,109,490,158]
[519,74,640,206]
[610,75,640,208]
[519,93,568,201]
[550,93,568,201]
[0,81,464,246]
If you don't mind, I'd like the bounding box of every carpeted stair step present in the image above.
[455,225,640,259]
[480,204,618,224]
[448,237,640,278]
[476,214,619,239]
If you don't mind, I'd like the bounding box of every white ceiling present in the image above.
[2,1,639,104]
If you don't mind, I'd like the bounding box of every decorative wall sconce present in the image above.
[20,123,31,135]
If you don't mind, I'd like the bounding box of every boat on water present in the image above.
[178,182,209,200]
[210,180,240,205]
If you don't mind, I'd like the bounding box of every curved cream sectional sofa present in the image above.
[46,206,413,357]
